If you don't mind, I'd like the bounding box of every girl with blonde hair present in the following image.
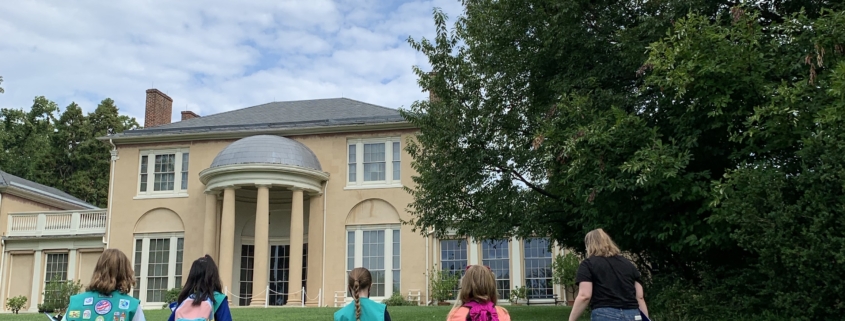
[568,228,650,321]
[334,267,392,321]
[446,265,511,321]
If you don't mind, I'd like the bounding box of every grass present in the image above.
[0,305,587,321]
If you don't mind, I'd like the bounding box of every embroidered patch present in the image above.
[94,300,112,315]
[118,299,130,310]
[95,316,104,321]
[119,312,126,321]
[83,310,92,320]
[84,297,94,305]
[113,312,120,321]
[69,311,81,318]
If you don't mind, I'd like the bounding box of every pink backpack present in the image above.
[174,296,215,321]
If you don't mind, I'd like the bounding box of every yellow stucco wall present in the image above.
[5,252,34,310]
[107,129,423,306]
[77,250,104,287]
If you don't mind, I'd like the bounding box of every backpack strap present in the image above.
[212,292,227,315]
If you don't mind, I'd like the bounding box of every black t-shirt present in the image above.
[575,255,641,310]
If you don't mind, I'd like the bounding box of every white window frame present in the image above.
[345,138,402,190]
[135,148,190,199]
[133,232,184,307]
[345,224,401,301]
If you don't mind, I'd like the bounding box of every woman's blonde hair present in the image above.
[456,265,498,306]
[585,228,621,257]
[86,249,136,295]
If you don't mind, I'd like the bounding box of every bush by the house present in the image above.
[428,266,460,304]
[40,278,82,315]
[383,292,416,306]
[5,295,27,314]
[509,286,527,305]
[162,287,182,308]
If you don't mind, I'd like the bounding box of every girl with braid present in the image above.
[333,267,392,321]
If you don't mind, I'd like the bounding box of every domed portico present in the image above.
[199,135,329,307]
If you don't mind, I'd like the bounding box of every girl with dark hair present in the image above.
[333,267,392,321]
[167,255,232,321]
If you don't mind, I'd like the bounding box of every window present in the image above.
[392,142,400,180]
[137,148,190,198]
[440,239,467,297]
[133,240,142,299]
[44,253,68,306]
[348,145,356,182]
[240,243,309,306]
[239,245,255,306]
[346,138,401,188]
[524,238,553,299]
[181,153,190,190]
[392,230,400,293]
[133,234,184,304]
[346,225,401,298]
[146,239,170,302]
[482,240,510,301]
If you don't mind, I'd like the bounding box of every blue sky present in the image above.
[0,0,462,123]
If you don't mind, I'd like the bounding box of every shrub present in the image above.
[41,278,82,316]
[509,286,527,304]
[162,287,182,308]
[6,295,27,314]
[551,251,580,300]
[428,265,460,303]
[383,292,415,306]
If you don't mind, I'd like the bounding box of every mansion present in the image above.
[0,89,567,311]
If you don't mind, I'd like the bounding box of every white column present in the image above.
[28,250,43,312]
[384,229,393,298]
[0,251,8,311]
[511,237,522,287]
[67,250,78,281]
[469,238,479,265]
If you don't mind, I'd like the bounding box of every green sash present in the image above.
[65,290,140,321]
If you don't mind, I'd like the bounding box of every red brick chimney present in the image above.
[181,110,200,121]
[145,89,173,128]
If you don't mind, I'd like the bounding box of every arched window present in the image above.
[133,208,185,304]
[345,199,401,298]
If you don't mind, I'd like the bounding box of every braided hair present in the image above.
[347,267,373,321]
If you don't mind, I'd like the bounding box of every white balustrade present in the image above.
[7,210,107,237]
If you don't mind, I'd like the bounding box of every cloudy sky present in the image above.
[0,0,462,123]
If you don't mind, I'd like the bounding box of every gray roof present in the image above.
[211,135,323,171]
[116,98,405,137]
[0,170,98,209]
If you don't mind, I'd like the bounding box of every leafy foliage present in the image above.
[508,286,527,304]
[383,292,416,306]
[6,295,27,314]
[0,97,139,207]
[40,278,82,315]
[406,1,845,319]
[428,266,460,303]
[551,252,579,292]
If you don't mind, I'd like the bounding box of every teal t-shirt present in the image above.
[64,290,143,321]
[333,297,386,321]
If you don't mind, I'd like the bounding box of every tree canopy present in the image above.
[0,97,139,207]
[404,0,845,319]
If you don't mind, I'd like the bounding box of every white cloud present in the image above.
[0,0,463,123]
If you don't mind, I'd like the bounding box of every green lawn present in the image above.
[0,306,586,321]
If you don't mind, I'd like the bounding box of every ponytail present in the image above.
[346,267,373,321]
[352,280,362,321]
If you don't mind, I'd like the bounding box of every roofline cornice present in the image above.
[0,185,99,210]
[98,121,417,145]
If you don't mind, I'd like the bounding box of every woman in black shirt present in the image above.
[567,229,650,321]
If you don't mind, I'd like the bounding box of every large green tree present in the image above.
[405,1,845,319]
[0,97,138,207]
